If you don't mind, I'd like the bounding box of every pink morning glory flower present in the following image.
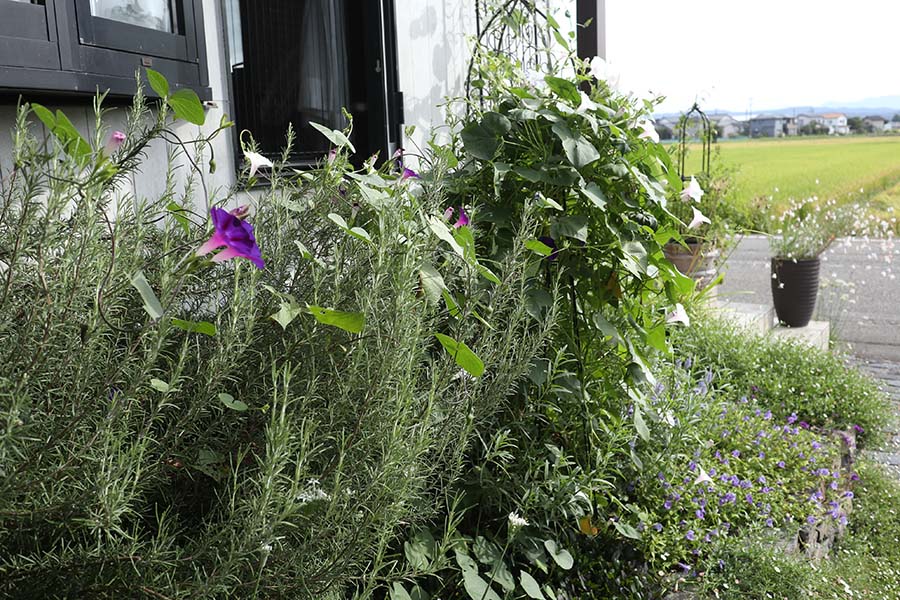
[102,131,126,157]
[196,207,264,269]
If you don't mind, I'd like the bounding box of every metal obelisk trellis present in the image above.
[678,103,712,182]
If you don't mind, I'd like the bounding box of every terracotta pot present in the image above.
[664,242,719,289]
[771,257,820,327]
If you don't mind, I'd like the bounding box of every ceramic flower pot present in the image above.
[771,257,820,327]
[664,242,720,289]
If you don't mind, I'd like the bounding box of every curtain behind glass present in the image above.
[296,0,348,130]
[90,0,172,33]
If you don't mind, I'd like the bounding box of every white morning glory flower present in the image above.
[688,206,711,230]
[680,176,705,203]
[578,91,599,113]
[589,56,620,90]
[666,303,690,326]
[524,68,547,90]
[694,466,713,486]
[637,119,659,143]
[244,151,273,179]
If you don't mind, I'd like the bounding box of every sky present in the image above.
[606,0,900,115]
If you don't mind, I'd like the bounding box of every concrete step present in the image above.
[770,320,830,351]
[710,299,830,351]
[710,300,775,336]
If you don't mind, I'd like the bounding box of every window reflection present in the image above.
[90,0,172,33]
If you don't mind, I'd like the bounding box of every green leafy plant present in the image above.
[0,70,551,598]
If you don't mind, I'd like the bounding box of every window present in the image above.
[225,0,401,166]
[0,0,209,99]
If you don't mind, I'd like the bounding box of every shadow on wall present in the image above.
[399,0,475,153]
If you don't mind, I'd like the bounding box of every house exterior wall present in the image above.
[1,1,583,192]
[0,0,236,207]
[750,118,783,137]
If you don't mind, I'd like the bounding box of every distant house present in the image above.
[863,115,886,132]
[796,112,849,135]
[750,114,794,138]
[709,114,742,139]
[654,117,678,140]
[889,121,900,132]
[820,112,849,135]
[796,114,818,128]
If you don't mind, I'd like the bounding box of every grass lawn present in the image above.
[684,135,900,230]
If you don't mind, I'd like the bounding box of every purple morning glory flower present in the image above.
[777,461,786,469]
[787,413,798,424]
[454,207,470,228]
[719,492,736,505]
[850,472,860,481]
[843,491,854,499]
[853,424,865,434]
[663,500,672,510]
[695,509,705,520]
[685,530,696,541]
[401,167,419,180]
[731,450,741,458]
[537,236,560,261]
[688,461,697,472]
[765,518,774,527]
[745,493,753,504]
[812,441,822,450]
[799,421,810,429]
[197,207,264,269]
[652,523,663,532]
[806,515,816,525]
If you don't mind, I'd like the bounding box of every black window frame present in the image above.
[223,0,402,171]
[0,0,210,101]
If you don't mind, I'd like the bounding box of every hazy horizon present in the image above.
[607,0,900,115]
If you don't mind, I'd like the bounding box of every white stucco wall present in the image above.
[393,0,477,153]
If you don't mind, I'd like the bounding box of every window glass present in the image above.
[227,0,361,162]
[90,0,172,32]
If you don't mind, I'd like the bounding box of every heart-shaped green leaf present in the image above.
[219,393,247,411]
[308,305,365,334]
[434,333,485,377]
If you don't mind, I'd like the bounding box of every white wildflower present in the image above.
[508,512,529,528]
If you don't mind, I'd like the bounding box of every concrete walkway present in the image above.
[717,235,900,360]
[718,235,900,473]
[853,359,900,477]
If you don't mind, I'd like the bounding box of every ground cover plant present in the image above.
[673,318,887,445]
[683,135,900,231]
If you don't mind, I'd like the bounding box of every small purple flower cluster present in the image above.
[645,392,848,569]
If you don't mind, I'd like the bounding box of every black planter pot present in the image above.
[771,257,820,327]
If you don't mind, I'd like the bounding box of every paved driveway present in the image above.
[717,235,900,359]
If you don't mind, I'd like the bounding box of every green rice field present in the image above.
[684,135,900,230]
